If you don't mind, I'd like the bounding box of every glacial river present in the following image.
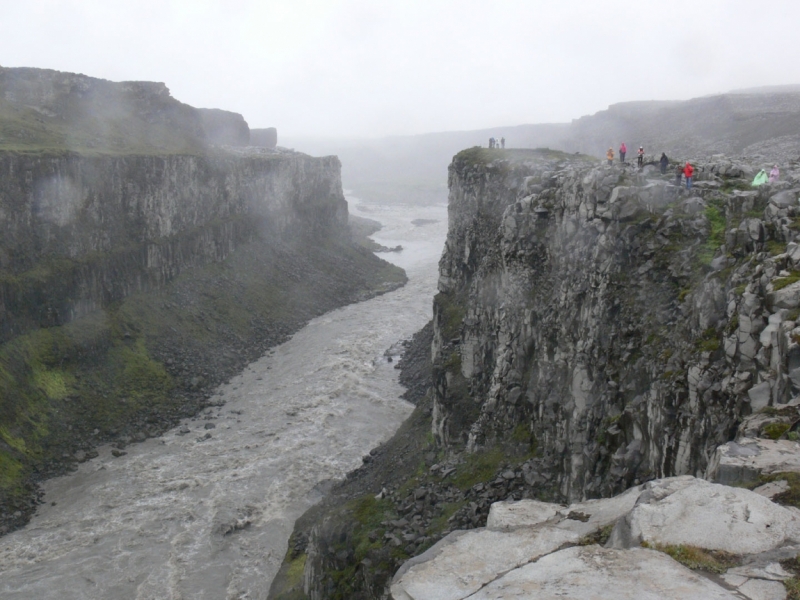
[0,198,447,600]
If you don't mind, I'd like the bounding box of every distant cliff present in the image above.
[198,108,250,145]
[252,128,278,149]
[0,68,405,535]
[270,147,800,599]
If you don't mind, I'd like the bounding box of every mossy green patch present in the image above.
[763,423,791,440]
[434,292,466,341]
[644,543,741,573]
[781,556,800,599]
[443,351,462,374]
[0,89,206,156]
[579,524,614,546]
[285,553,307,589]
[774,272,800,292]
[0,452,24,491]
[767,239,787,256]
[696,327,721,353]
[784,577,800,600]
[760,472,800,509]
[451,446,507,491]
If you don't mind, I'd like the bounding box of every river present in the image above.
[0,197,447,600]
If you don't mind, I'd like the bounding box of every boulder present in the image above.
[770,190,798,208]
[708,437,800,484]
[609,477,800,554]
[680,196,706,215]
[769,280,800,310]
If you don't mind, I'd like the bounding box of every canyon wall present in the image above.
[432,148,800,500]
[270,147,800,599]
[0,150,346,340]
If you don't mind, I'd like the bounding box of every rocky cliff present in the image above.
[0,149,347,339]
[432,148,800,501]
[270,147,800,599]
[0,68,406,535]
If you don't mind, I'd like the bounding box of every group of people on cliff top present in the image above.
[606,142,698,189]
[489,137,505,149]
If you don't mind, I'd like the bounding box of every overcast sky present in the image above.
[2,0,799,138]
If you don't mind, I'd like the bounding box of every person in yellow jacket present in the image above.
[606,148,614,165]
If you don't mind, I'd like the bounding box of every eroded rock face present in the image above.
[273,148,800,600]
[0,150,348,339]
[432,148,800,502]
[390,477,797,600]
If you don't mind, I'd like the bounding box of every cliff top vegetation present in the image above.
[0,67,237,156]
[454,146,595,169]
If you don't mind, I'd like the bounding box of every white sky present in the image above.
[1,0,799,138]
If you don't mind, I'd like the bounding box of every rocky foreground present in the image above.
[391,475,800,600]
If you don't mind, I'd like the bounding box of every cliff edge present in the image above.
[270,147,800,599]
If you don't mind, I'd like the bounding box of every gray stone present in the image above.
[486,500,559,531]
[708,438,800,484]
[680,196,706,215]
[748,381,772,411]
[770,281,800,310]
[390,526,580,600]
[611,477,800,554]
[770,190,798,208]
[464,547,739,600]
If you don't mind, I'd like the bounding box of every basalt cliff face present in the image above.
[270,148,800,599]
[0,68,405,534]
[432,148,800,501]
[0,150,347,339]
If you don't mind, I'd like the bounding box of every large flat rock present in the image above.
[612,477,800,554]
[391,477,800,600]
[466,546,740,600]
[708,437,800,484]
[390,525,579,600]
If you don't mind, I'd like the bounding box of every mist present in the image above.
[2,0,800,138]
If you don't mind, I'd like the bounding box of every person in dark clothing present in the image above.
[675,165,682,186]
[500,137,505,149]
[659,153,669,174]
[637,146,644,168]
[489,137,494,148]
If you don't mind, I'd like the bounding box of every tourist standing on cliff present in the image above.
[684,162,694,190]
[770,165,780,183]
[660,153,669,174]
[607,148,614,165]
[489,137,494,149]
[637,146,644,168]
[501,137,505,149]
[675,165,683,186]
[619,143,627,163]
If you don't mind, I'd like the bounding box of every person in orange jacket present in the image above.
[683,162,694,190]
[606,148,614,165]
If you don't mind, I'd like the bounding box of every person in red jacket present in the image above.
[683,162,694,190]
[619,143,627,163]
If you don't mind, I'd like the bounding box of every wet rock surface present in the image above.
[391,477,800,600]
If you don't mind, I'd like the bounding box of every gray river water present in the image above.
[0,198,447,600]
